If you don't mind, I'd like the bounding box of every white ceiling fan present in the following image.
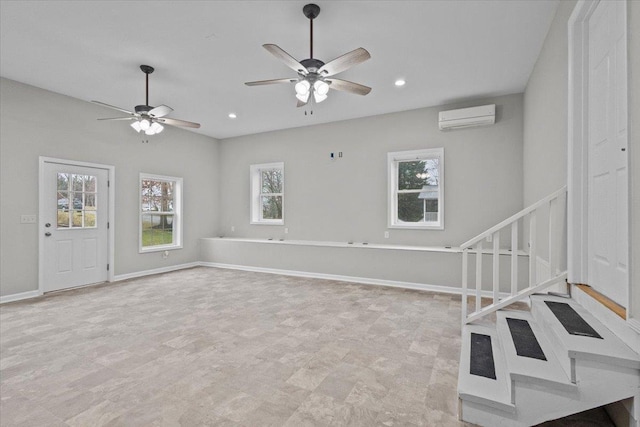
[92,65,200,136]
[245,3,372,107]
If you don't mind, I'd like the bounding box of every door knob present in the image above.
[45,223,51,228]
[45,232,51,237]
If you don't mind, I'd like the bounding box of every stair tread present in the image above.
[458,323,515,413]
[497,310,575,391]
[531,295,640,368]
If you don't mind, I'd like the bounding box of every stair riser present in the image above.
[461,360,640,427]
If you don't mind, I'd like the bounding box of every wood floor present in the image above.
[1,267,470,426]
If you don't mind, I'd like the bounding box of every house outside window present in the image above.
[139,173,183,252]
[250,162,284,225]
[388,148,444,229]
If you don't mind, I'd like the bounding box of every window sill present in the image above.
[388,224,444,230]
[139,244,182,254]
[250,221,284,226]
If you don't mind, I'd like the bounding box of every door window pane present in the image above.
[56,173,97,229]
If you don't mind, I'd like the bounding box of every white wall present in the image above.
[218,93,524,248]
[0,78,220,297]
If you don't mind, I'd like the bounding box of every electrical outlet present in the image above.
[162,250,169,259]
[21,215,36,224]
[284,228,289,234]
[384,231,389,239]
[231,225,235,232]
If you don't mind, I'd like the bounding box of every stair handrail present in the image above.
[461,185,567,249]
[461,186,568,325]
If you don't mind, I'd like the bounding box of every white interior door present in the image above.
[42,161,109,292]
[587,0,628,307]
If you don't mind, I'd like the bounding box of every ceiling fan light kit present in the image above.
[92,64,200,136]
[245,3,371,108]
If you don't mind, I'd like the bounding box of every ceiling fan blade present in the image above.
[157,117,201,129]
[263,44,308,74]
[245,78,297,86]
[97,117,136,121]
[326,78,372,96]
[318,48,371,77]
[149,104,173,118]
[91,100,135,115]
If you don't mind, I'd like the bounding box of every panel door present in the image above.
[587,0,628,306]
[43,162,109,292]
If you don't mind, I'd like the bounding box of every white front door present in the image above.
[587,0,628,306]
[42,161,109,292]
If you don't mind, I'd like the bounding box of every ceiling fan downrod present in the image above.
[140,65,154,107]
[303,4,320,59]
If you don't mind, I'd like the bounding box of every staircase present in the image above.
[458,294,640,426]
[457,187,640,426]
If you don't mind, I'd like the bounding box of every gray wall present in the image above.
[0,78,220,297]
[219,93,524,248]
[523,0,576,206]
[522,1,576,268]
[522,1,640,321]
[201,238,530,293]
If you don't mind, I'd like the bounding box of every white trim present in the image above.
[206,237,529,257]
[0,290,43,304]
[250,162,284,225]
[200,261,510,299]
[38,157,115,295]
[567,0,598,285]
[572,284,640,354]
[567,0,630,314]
[113,262,200,282]
[139,173,183,253]
[387,148,444,230]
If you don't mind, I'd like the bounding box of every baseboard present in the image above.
[0,290,43,304]
[200,261,509,299]
[113,262,201,282]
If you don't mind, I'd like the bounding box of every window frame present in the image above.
[250,162,284,225]
[139,173,183,253]
[388,148,444,230]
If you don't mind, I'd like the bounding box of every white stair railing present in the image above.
[461,186,568,325]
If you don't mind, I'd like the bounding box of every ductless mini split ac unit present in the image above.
[438,104,495,130]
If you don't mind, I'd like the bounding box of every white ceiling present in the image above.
[0,0,558,139]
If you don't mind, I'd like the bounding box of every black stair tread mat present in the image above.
[506,318,547,360]
[544,301,603,339]
[470,333,497,379]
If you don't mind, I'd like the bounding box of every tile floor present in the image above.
[0,267,612,426]
[1,267,470,426]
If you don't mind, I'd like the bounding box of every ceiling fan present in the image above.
[245,3,371,107]
[92,65,200,136]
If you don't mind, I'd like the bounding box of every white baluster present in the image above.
[462,249,468,325]
[476,241,483,313]
[529,212,537,286]
[493,231,500,304]
[511,221,518,296]
[548,197,557,276]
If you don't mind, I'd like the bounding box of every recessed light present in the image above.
[228,113,237,119]
[395,79,406,87]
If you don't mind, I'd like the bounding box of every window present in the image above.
[140,173,182,252]
[56,173,97,228]
[250,162,284,225]
[388,148,444,229]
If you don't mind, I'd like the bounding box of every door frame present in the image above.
[567,1,630,314]
[38,157,115,293]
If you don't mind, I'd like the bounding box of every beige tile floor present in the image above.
[1,267,472,426]
[3,267,609,426]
